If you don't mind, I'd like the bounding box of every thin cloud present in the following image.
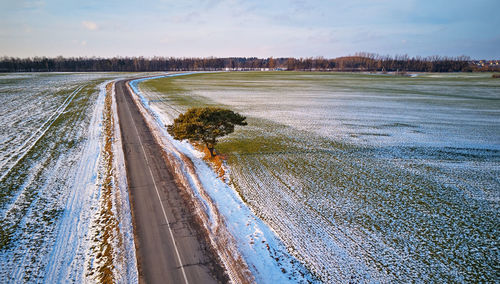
[1,0,499,58]
[23,0,45,10]
[82,21,98,31]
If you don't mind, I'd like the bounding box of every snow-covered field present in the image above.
[2,72,497,283]
[140,72,500,283]
[0,73,141,283]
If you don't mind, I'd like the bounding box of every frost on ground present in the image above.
[139,72,500,283]
[129,75,316,283]
[0,73,141,283]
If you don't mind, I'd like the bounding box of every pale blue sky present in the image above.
[1,0,499,58]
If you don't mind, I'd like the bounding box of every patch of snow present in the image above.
[43,81,107,282]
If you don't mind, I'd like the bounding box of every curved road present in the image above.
[115,79,222,284]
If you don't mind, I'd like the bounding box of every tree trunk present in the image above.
[206,143,215,157]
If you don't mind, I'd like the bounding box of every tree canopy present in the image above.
[167,107,247,157]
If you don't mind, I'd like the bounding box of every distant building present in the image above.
[471,60,500,69]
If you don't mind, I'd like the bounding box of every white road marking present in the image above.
[120,82,189,284]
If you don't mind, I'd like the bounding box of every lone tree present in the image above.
[167,107,247,157]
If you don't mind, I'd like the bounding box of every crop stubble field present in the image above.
[141,72,500,282]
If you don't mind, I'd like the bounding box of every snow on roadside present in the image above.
[83,81,139,283]
[129,75,317,283]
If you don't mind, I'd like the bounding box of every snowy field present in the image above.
[140,72,500,283]
[130,75,315,283]
[0,73,142,283]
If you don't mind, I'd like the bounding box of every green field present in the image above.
[140,72,499,282]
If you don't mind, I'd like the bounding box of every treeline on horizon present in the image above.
[0,53,496,72]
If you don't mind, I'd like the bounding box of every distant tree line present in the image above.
[0,54,497,72]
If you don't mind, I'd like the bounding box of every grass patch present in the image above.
[142,75,189,94]
[192,143,227,179]
[140,76,217,109]
[0,225,13,250]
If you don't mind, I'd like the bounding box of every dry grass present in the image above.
[86,82,123,283]
[192,143,227,180]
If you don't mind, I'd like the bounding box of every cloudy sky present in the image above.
[1,0,499,58]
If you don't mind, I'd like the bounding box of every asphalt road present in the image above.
[115,79,221,284]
